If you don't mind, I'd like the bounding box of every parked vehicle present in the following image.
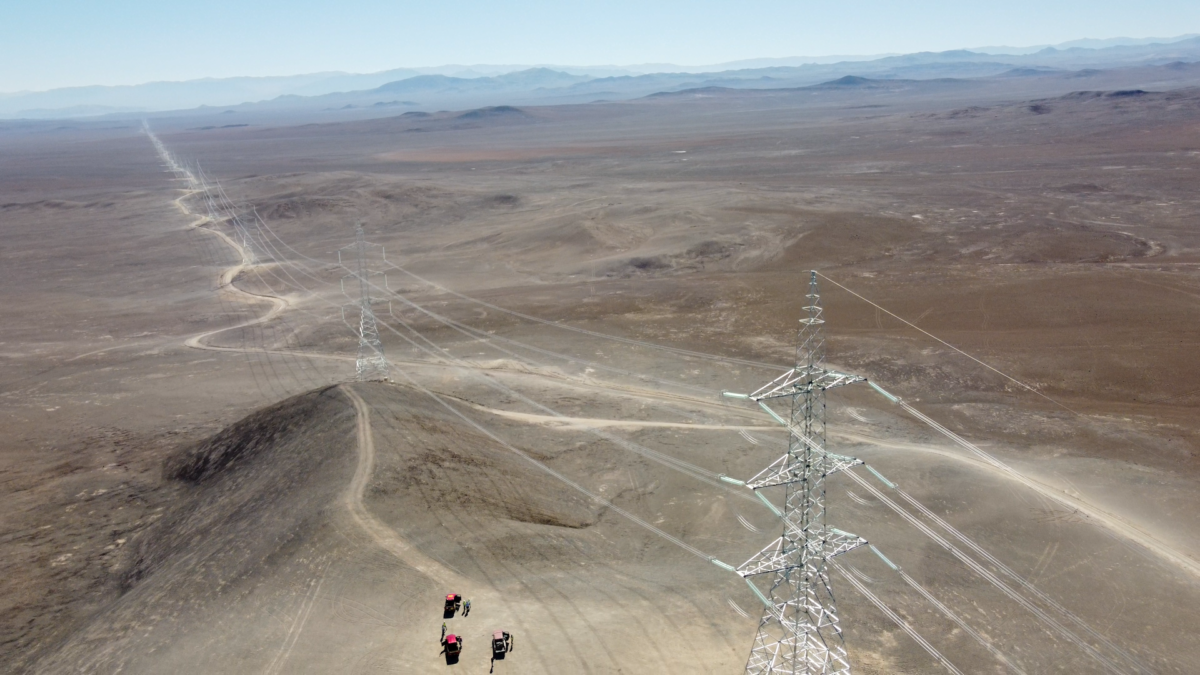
[492,630,513,658]
[444,633,462,658]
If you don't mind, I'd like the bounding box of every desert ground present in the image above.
[3,70,1200,674]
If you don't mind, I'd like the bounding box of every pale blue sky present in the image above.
[3,0,1199,92]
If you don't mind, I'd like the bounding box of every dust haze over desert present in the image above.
[4,2,1200,673]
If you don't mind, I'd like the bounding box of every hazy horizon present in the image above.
[2,32,1198,97]
[4,0,1200,92]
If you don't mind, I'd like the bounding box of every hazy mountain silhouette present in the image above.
[4,36,1200,118]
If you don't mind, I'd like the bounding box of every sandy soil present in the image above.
[3,77,1200,673]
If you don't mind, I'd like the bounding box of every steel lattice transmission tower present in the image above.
[339,225,389,381]
[723,271,868,674]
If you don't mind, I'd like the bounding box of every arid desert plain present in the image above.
[4,66,1200,674]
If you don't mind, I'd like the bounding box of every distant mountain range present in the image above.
[3,34,1200,119]
[969,33,1200,56]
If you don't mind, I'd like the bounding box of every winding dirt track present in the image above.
[339,384,472,589]
[171,187,350,362]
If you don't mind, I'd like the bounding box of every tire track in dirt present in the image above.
[263,561,331,675]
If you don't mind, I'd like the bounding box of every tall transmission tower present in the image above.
[339,225,389,381]
[723,271,868,674]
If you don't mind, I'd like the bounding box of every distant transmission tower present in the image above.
[339,224,389,381]
[230,209,259,266]
[723,271,868,674]
[195,166,258,265]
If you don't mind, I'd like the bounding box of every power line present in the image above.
[894,569,1027,674]
[890,486,1148,674]
[387,262,790,371]
[814,271,1079,415]
[867,379,1197,581]
[845,467,1127,674]
[829,560,964,675]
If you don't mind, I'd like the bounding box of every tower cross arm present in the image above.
[735,527,867,578]
[746,368,865,401]
[820,527,869,558]
[745,451,863,490]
